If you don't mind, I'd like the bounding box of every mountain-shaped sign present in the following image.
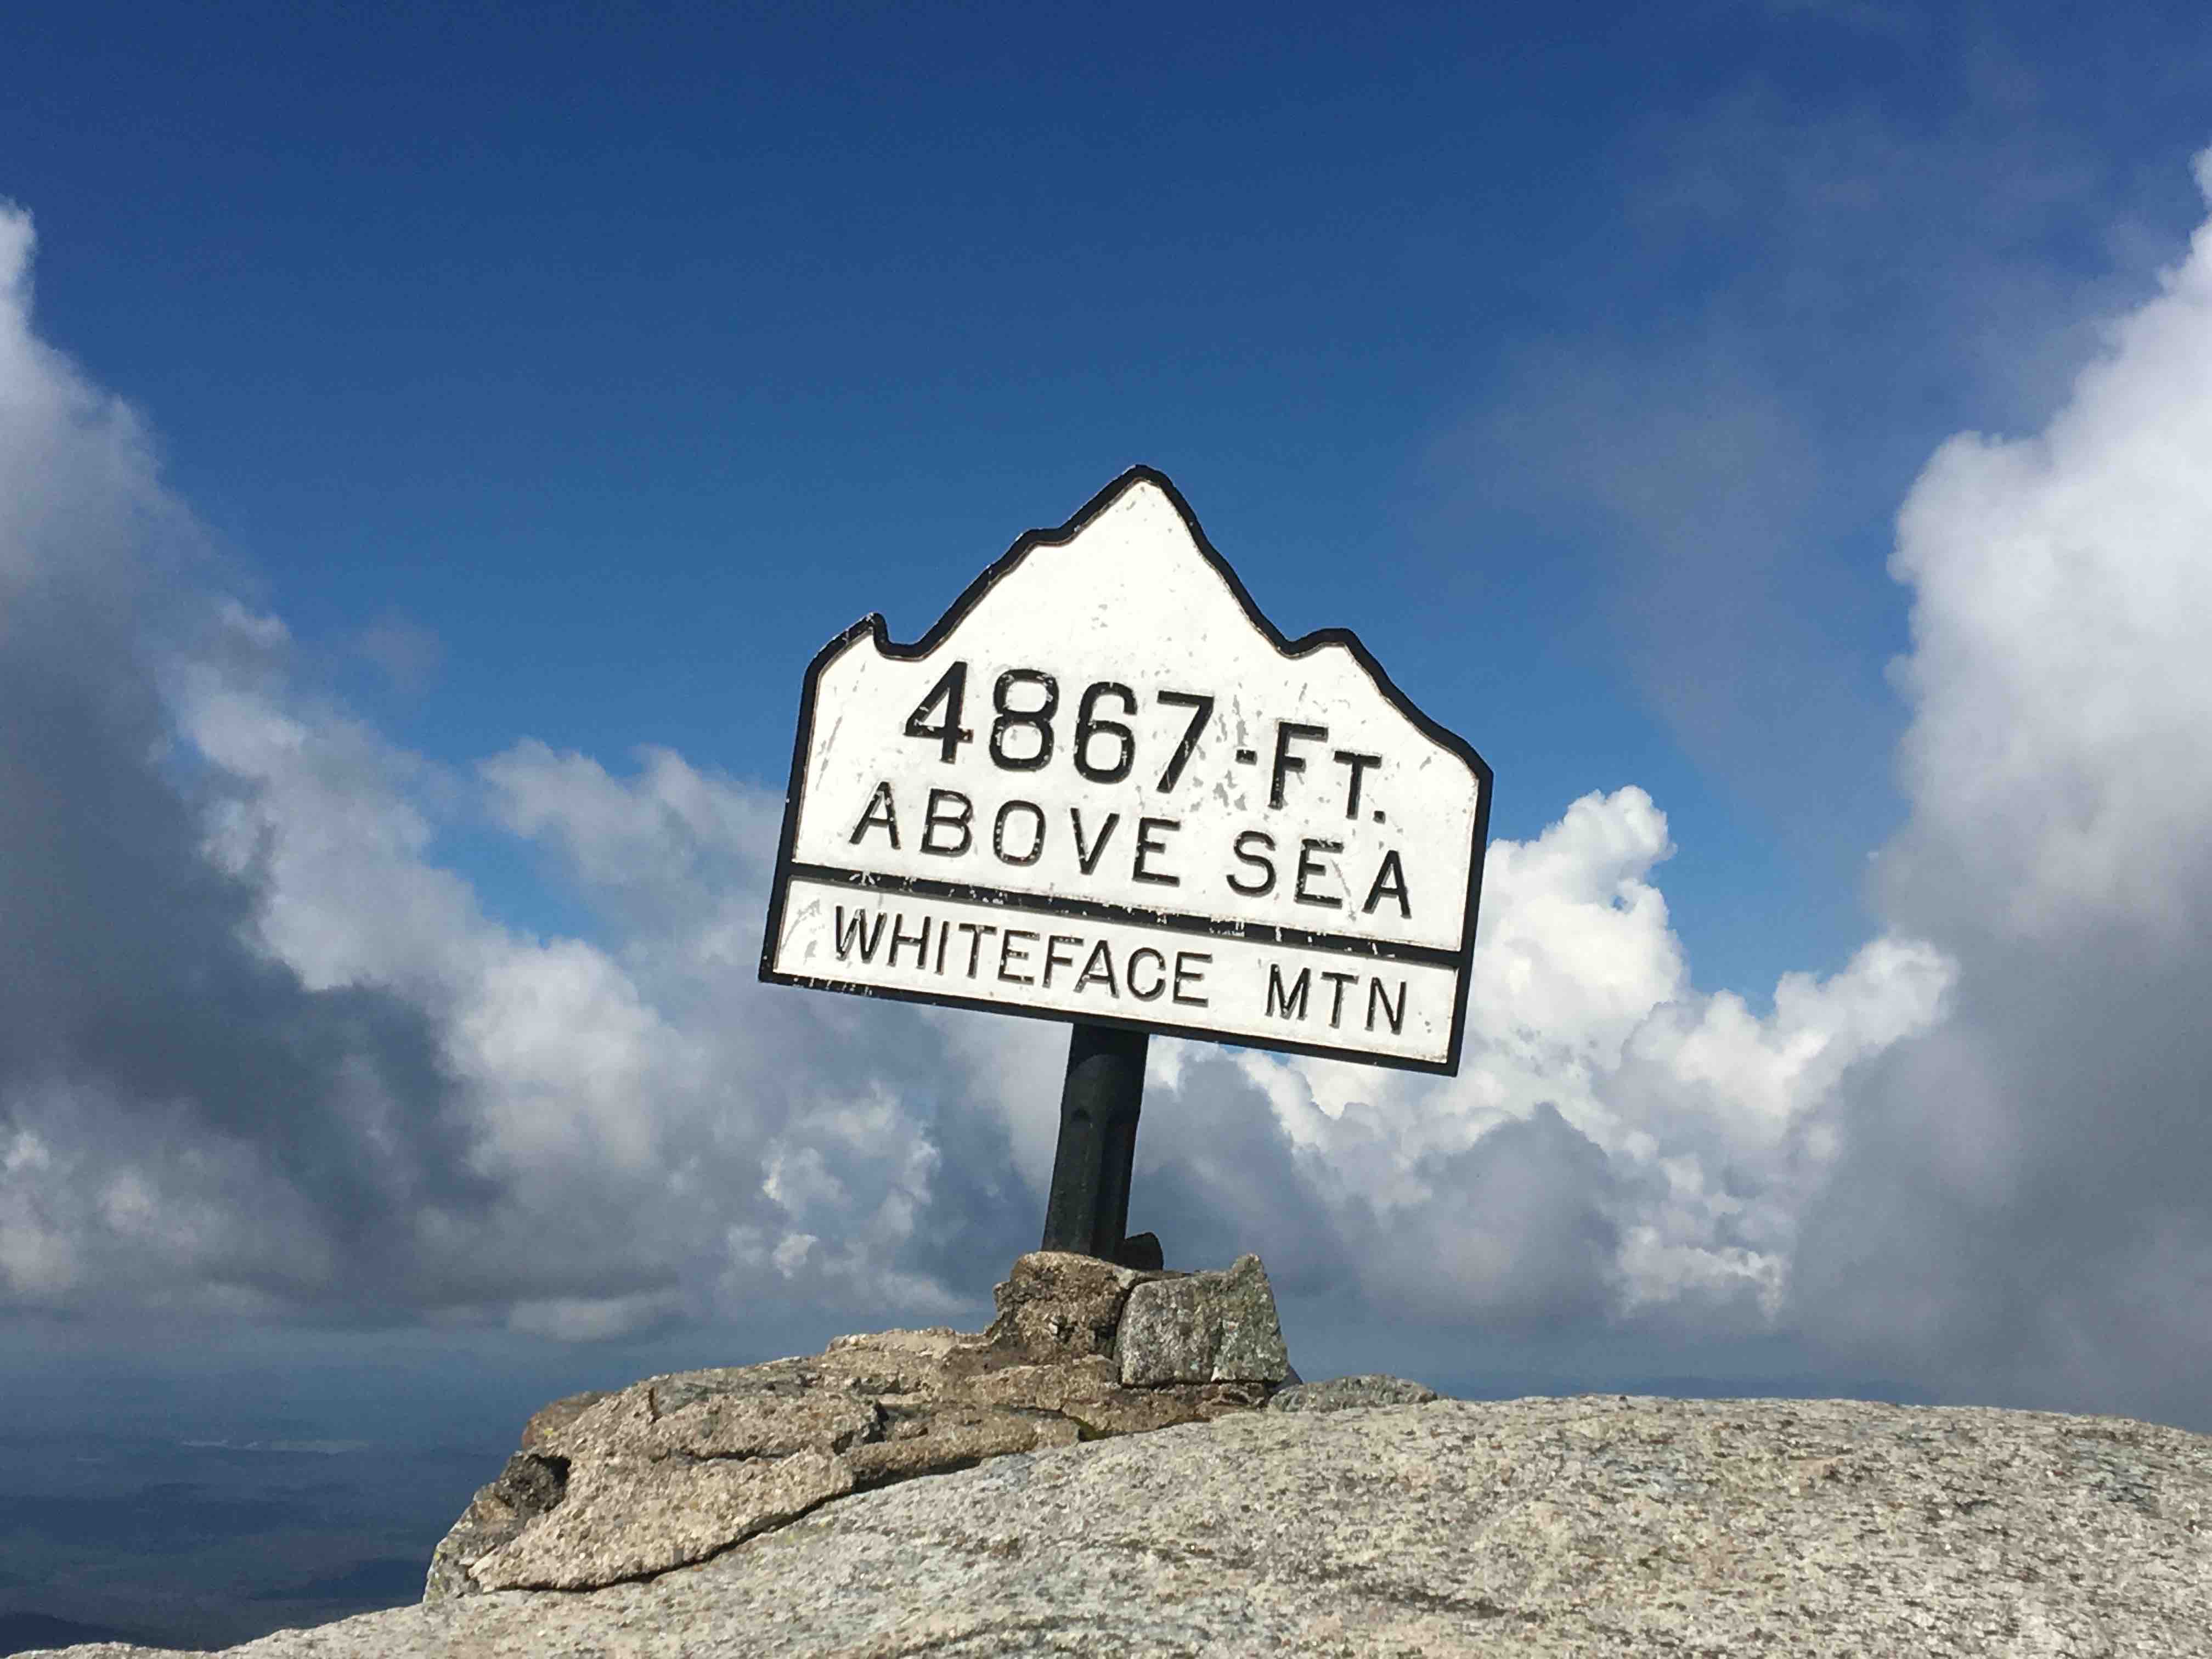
[760,467,1492,1073]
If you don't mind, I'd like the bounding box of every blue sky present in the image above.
[7,2,2212,1644]
[31,0,2171,993]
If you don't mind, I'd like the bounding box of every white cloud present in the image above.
[0,195,1953,1375]
[1466,786,1688,1075]
[8,156,2211,1434]
[1135,787,1951,1341]
[1779,145,2212,1429]
[1884,173,2212,948]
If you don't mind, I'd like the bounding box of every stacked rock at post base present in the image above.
[1116,1251,1289,1385]
[426,1248,1336,1601]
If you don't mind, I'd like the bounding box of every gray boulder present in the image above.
[27,1394,2211,1656]
[1116,1252,1291,1385]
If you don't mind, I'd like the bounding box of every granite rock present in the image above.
[426,1250,1296,1598]
[1268,1372,1438,1412]
[29,1395,2211,1657]
[1115,1251,1292,1385]
[420,1449,571,1602]
[962,1248,1156,1367]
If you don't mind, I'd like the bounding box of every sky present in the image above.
[5,0,2212,1644]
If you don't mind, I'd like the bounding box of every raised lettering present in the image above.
[956,921,997,977]
[887,912,933,968]
[1133,816,1181,886]
[1127,947,1167,1001]
[834,906,886,962]
[1227,828,1277,896]
[994,800,1046,865]
[1073,940,1120,997]
[1362,849,1411,918]
[902,661,970,763]
[921,788,973,856]
[1042,934,1081,989]
[1070,808,1120,875]
[998,928,1037,984]
[1319,969,1357,1028]
[1330,750,1381,819]
[1172,950,1211,1006]
[1353,849,1407,916]
[1367,977,1406,1035]
[990,670,1058,771]
[1154,691,1214,792]
[1269,722,1327,809]
[849,781,899,849]
[1073,682,1137,783]
[1295,838,1344,907]
[1265,963,1311,1020]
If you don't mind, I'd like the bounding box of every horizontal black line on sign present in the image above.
[784,862,1462,969]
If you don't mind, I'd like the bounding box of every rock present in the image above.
[420,1449,569,1602]
[425,1250,1300,1599]
[1113,1229,1164,1270]
[473,1445,851,1591]
[519,1388,610,1449]
[1267,1372,1437,1412]
[962,1248,1156,1366]
[420,1381,629,1598]
[29,1396,2212,1657]
[1115,1252,1291,1385]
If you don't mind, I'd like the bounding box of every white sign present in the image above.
[760,467,1492,1072]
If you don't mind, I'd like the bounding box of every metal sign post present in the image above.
[1040,1023,1149,1262]
[760,466,1492,1265]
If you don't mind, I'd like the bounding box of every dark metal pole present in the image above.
[1040,1022,1148,1260]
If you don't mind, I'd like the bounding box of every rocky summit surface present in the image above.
[26,1392,2212,1657]
[23,1251,2212,1655]
[426,1249,1302,1598]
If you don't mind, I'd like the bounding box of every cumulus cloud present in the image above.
[1095,788,1950,1353]
[1883,155,2212,949]
[1780,146,2212,1430]
[0,206,487,1323]
[0,205,1010,1340]
[0,191,1957,1377]
[8,152,2209,1435]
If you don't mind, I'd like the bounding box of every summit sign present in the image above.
[760,468,1492,1073]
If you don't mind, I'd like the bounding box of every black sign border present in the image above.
[757,464,1494,1076]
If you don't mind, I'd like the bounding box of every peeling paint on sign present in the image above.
[760,467,1492,1073]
